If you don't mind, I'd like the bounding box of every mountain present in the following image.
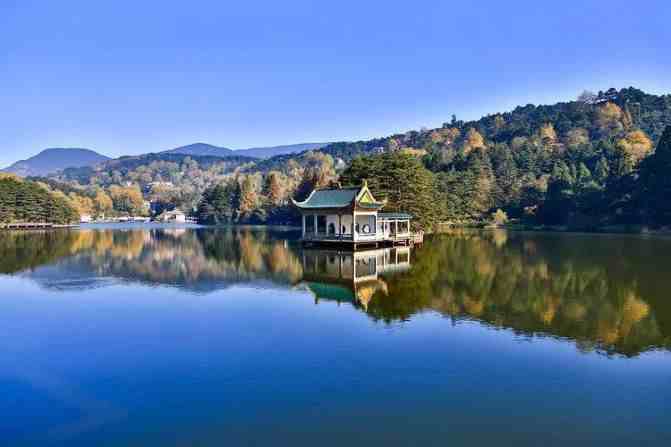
[164,142,328,159]
[238,142,328,158]
[162,143,234,157]
[1,148,111,177]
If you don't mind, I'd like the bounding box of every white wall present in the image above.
[341,215,352,234]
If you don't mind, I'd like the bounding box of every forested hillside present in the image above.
[199,87,671,229]
[38,87,671,229]
[0,174,79,224]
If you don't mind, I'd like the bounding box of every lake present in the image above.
[1,226,670,446]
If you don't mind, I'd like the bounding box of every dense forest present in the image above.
[198,87,671,229]
[33,87,671,229]
[0,174,79,224]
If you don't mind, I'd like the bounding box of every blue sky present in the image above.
[1,0,670,167]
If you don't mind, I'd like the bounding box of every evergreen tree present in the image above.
[341,152,444,230]
[639,126,671,224]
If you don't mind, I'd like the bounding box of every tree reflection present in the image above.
[366,230,671,357]
[1,227,669,356]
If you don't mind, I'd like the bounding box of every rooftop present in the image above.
[293,187,361,209]
[292,182,386,210]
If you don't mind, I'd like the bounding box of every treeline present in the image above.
[44,87,671,229]
[197,87,671,230]
[197,151,339,225]
[0,174,79,224]
[50,153,256,216]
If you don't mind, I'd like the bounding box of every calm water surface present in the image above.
[1,226,670,446]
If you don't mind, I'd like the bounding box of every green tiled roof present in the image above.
[293,187,360,209]
[306,282,355,302]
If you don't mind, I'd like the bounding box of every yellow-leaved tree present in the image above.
[617,129,653,167]
[462,128,485,155]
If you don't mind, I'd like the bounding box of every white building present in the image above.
[291,181,412,248]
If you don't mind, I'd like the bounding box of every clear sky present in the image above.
[1,0,670,167]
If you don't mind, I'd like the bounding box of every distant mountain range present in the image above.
[164,142,327,159]
[1,148,111,177]
[2,142,329,177]
[238,142,328,158]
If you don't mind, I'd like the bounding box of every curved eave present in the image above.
[355,198,387,210]
[290,189,318,208]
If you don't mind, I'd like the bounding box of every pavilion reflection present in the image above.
[2,227,671,356]
[298,246,411,309]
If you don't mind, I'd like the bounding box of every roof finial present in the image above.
[363,179,368,189]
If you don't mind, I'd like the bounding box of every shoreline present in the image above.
[437,222,671,237]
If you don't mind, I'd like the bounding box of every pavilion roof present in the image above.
[292,182,385,210]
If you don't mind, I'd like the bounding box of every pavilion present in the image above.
[291,181,412,248]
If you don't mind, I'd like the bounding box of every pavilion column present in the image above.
[302,214,306,237]
[352,211,357,242]
[338,214,342,240]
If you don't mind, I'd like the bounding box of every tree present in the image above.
[617,130,653,168]
[341,152,444,230]
[109,185,146,216]
[69,193,94,216]
[597,103,624,135]
[0,176,77,224]
[464,149,495,218]
[539,123,558,146]
[490,209,509,226]
[197,181,240,225]
[565,128,590,148]
[263,171,284,206]
[576,163,593,192]
[238,175,259,217]
[638,126,671,224]
[594,156,610,185]
[462,128,485,155]
[94,189,114,217]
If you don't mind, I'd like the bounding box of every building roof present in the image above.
[292,182,385,210]
[293,187,360,209]
[305,282,355,302]
[378,212,412,220]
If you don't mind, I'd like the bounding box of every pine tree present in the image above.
[639,126,671,224]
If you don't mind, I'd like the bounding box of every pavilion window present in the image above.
[355,215,376,234]
[317,215,327,234]
[306,215,316,234]
[355,257,376,278]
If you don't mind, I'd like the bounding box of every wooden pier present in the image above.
[0,222,80,230]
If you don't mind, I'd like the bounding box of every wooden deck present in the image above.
[301,231,419,249]
[0,222,80,230]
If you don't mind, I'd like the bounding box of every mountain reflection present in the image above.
[1,227,670,356]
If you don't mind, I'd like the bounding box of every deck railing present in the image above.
[303,232,354,241]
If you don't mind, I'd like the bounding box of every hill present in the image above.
[238,143,328,158]
[37,87,671,228]
[316,87,671,163]
[2,148,110,177]
[164,142,328,159]
[162,143,234,157]
[200,87,671,228]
